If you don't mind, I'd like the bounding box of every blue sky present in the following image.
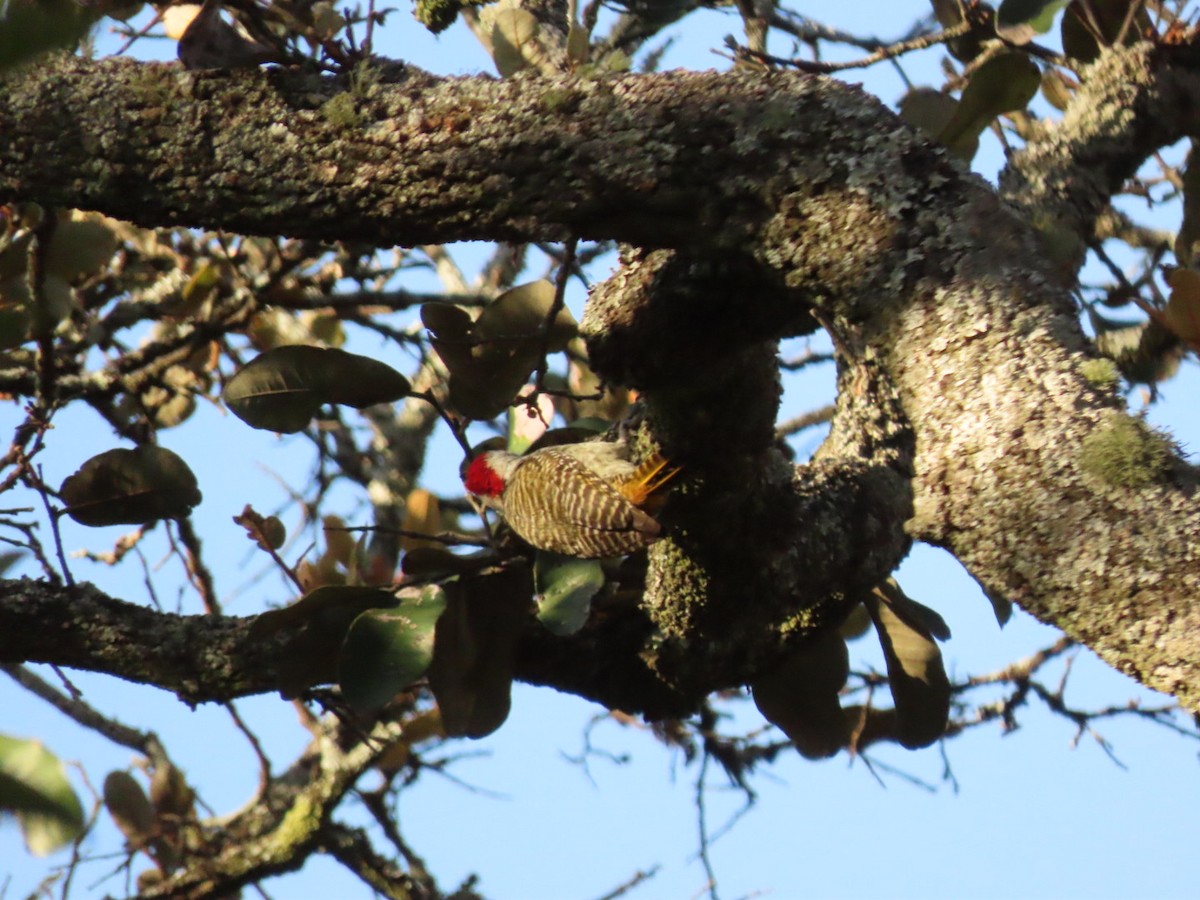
[3,3,1200,899]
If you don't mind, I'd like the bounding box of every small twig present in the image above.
[413,389,473,458]
[531,384,606,403]
[175,516,221,615]
[363,0,378,56]
[357,789,435,886]
[735,19,973,74]
[415,751,510,800]
[939,741,960,795]
[339,524,489,548]
[591,866,662,900]
[857,752,940,793]
[225,701,273,798]
[1090,240,1199,351]
[30,210,58,410]
[109,8,165,57]
[34,465,73,588]
[561,712,636,786]
[269,288,490,313]
[0,515,59,582]
[534,237,579,395]
[694,749,720,900]
[0,410,46,495]
[780,349,835,371]
[961,635,1076,688]
[775,403,835,439]
[319,822,420,900]
[74,526,148,566]
[3,664,157,755]
[1115,0,1148,47]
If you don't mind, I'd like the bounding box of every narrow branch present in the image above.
[3,663,156,755]
[738,19,973,73]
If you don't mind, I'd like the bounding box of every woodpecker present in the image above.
[463,441,679,559]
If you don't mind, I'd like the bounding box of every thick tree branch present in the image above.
[0,578,281,704]
[0,576,691,715]
[0,56,884,249]
[1002,43,1200,278]
[140,718,412,900]
[3,47,1200,710]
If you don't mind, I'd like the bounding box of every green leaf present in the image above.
[981,584,1014,627]
[60,446,202,526]
[252,585,397,699]
[429,570,531,738]
[483,0,540,76]
[43,212,120,282]
[423,305,530,420]
[223,345,410,433]
[474,281,576,353]
[566,19,590,66]
[339,585,448,710]
[898,88,978,161]
[418,302,473,339]
[0,735,84,856]
[400,546,485,578]
[899,87,958,137]
[1089,307,1182,386]
[929,0,987,62]
[929,0,965,29]
[1165,268,1200,344]
[1176,141,1200,268]
[1061,0,1151,63]
[996,0,1070,45]
[533,552,605,636]
[751,630,850,760]
[837,602,872,641]
[0,0,98,71]
[937,52,1041,161]
[423,281,576,420]
[873,578,951,641]
[865,593,951,749]
[1040,68,1075,112]
[251,585,394,637]
[148,760,194,819]
[0,295,32,350]
[102,770,155,847]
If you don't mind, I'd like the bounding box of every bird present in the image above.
[463,440,679,559]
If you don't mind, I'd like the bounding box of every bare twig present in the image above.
[775,404,834,439]
[736,19,972,74]
[3,664,160,756]
[591,866,662,900]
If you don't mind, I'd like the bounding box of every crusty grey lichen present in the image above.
[4,49,1200,714]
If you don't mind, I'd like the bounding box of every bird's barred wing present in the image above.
[506,451,661,558]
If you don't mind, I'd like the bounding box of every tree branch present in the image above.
[2,48,1199,710]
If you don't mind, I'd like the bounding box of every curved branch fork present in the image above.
[581,247,917,699]
[2,51,1199,709]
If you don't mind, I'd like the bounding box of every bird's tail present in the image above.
[620,452,680,510]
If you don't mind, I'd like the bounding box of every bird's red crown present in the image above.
[464,453,506,497]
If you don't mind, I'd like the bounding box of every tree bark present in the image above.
[2,48,1198,711]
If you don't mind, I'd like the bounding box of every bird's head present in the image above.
[463,450,521,501]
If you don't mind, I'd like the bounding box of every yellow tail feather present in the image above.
[620,452,681,508]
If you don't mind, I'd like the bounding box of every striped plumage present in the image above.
[464,442,677,559]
